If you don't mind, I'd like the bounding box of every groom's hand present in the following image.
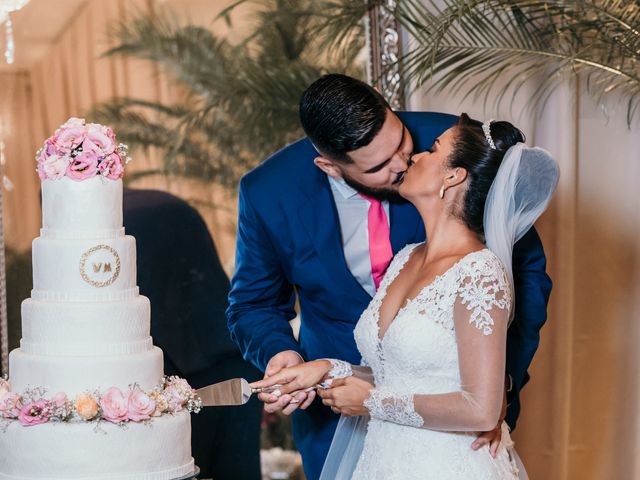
[260,350,309,414]
[471,384,508,457]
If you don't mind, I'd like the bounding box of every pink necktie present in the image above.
[359,194,393,290]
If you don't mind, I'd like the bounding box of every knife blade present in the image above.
[196,378,254,406]
[196,378,329,407]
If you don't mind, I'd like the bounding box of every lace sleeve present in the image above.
[364,253,512,431]
[323,359,353,380]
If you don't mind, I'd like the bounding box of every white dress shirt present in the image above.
[328,175,391,298]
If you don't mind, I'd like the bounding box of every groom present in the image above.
[227,74,552,479]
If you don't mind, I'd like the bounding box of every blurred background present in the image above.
[1,1,639,479]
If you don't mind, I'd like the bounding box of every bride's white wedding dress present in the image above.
[323,243,525,480]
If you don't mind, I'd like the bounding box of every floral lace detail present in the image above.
[323,359,353,380]
[457,255,511,336]
[347,245,519,479]
[364,388,423,428]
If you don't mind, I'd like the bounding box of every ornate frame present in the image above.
[366,1,405,110]
[0,168,7,376]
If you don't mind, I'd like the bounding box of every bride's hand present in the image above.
[249,359,333,396]
[318,377,372,416]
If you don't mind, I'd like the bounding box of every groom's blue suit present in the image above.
[227,112,552,480]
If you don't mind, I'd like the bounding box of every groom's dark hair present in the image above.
[299,74,391,163]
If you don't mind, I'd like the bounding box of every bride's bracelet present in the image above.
[322,358,353,381]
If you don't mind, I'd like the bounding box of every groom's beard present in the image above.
[341,171,407,204]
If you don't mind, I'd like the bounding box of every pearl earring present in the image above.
[439,184,446,199]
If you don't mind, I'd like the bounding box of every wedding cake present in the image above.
[0,118,200,480]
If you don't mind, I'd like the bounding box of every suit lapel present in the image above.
[298,168,371,301]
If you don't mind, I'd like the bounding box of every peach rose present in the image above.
[75,393,99,420]
[148,391,168,417]
[99,387,128,424]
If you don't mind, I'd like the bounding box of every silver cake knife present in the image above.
[196,378,326,407]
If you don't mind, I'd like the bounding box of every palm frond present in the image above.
[91,0,366,189]
[319,0,640,124]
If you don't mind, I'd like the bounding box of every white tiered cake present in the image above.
[0,119,197,480]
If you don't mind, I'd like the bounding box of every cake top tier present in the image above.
[36,117,130,182]
[37,118,130,237]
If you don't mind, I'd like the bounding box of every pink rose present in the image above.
[168,377,192,397]
[18,400,51,426]
[100,387,128,423]
[98,152,124,180]
[84,123,115,155]
[63,117,85,127]
[0,392,22,419]
[66,149,98,180]
[40,154,69,180]
[54,125,86,154]
[51,392,68,408]
[51,392,71,419]
[163,386,184,413]
[127,388,156,422]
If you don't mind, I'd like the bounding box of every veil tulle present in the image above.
[319,415,369,479]
[320,143,559,479]
[483,143,560,324]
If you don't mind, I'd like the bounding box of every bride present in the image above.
[250,113,559,479]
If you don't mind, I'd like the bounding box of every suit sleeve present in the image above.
[226,178,302,372]
[506,226,552,414]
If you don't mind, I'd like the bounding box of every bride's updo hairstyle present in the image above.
[449,113,525,239]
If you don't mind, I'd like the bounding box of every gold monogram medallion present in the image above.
[79,244,121,287]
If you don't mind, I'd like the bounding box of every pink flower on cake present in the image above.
[18,400,51,426]
[53,122,86,154]
[39,154,70,180]
[127,387,156,422]
[51,392,67,408]
[84,123,116,155]
[66,150,99,181]
[0,392,22,419]
[98,152,125,180]
[100,387,129,423]
[162,386,184,413]
[51,392,72,420]
[75,393,99,420]
[63,117,85,127]
[36,118,130,182]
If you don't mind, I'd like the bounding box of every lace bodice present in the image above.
[346,243,520,479]
[356,244,510,395]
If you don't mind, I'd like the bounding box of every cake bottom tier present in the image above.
[0,411,194,480]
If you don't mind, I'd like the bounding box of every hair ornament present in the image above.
[482,119,496,150]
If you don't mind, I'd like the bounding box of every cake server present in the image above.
[196,378,326,407]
